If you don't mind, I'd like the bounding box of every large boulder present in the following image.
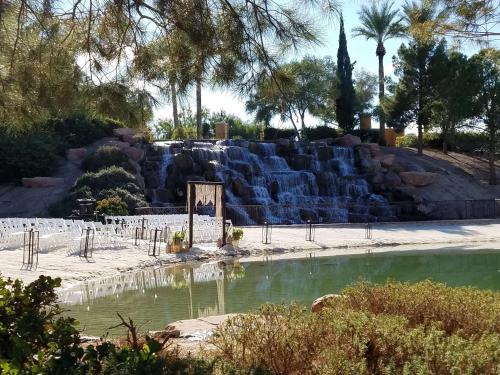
[274,138,290,148]
[66,147,87,162]
[231,177,251,197]
[22,177,64,188]
[142,161,160,172]
[122,134,145,145]
[363,142,382,157]
[155,189,173,202]
[400,171,438,187]
[372,172,384,185]
[123,146,145,162]
[229,161,254,182]
[143,172,160,189]
[360,158,381,175]
[104,140,129,150]
[290,154,313,170]
[174,153,194,173]
[113,128,137,137]
[317,146,333,162]
[384,171,402,189]
[311,294,342,313]
[334,134,361,147]
[375,154,395,168]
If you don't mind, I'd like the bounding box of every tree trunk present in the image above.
[417,122,423,155]
[377,47,386,146]
[170,78,179,128]
[287,107,300,139]
[489,129,497,185]
[196,78,202,139]
[442,139,448,155]
[417,61,424,156]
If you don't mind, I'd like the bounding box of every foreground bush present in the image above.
[211,281,500,374]
[0,275,213,374]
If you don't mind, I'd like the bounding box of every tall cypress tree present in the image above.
[336,14,356,132]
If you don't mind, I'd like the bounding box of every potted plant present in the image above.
[231,228,244,247]
[171,231,185,253]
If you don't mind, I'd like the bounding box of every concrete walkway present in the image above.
[1,220,499,289]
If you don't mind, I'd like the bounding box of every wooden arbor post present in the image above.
[187,181,226,249]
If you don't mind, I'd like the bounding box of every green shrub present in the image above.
[0,275,213,374]
[0,115,128,183]
[173,231,186,242]
[172,126,197,140]
[452,131,489,153]
[81,146,134,173]
[301,126,338,141]
[396,133,418,148]
[395,131,488,152]
[232,228,244,241]
[73,166,141,194]
[44,115,122,148]
[211,281,500,375]
[0,131,61,182]
[67,167,145,216]
[423,131,443,149]
[97,188,147,213]
[230,122,262,140]
[95,196,129,215]
[263,127,297,140]
[329,280,500,337]
[0,275,83,373]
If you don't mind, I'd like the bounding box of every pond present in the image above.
[62,248,500,336]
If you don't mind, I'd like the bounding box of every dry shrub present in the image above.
[210,281,500,375]
[211,304,325,375]
[329,280,500,337]
[317,311,500,375]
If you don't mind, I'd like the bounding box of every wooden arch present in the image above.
[187,181,226,248]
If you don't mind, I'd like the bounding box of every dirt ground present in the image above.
[387,147,500,200]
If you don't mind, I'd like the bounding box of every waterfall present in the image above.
[144,140,395,224]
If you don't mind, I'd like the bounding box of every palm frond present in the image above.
[352,1,404,44]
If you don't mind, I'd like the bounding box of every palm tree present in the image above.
[352,1,404,145]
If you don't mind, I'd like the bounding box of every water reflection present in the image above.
[63,249,499,336]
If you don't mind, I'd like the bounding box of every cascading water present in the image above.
[143,140,396,224]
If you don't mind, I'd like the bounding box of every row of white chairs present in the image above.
[0,215,232,253]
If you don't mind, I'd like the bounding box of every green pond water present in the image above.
[63,248,500,336]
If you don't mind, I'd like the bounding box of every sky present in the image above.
[152,0,499,130]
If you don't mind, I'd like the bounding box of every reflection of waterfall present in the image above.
[145,140,395,224]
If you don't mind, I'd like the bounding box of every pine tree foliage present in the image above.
[336,14,356,132]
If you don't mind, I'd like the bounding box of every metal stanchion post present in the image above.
[365,223,372,240]
[79,227,94,258]
[148,228,162,257]
[305,220,315,241]
[22,229,39,269]
[262,221,272,244]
